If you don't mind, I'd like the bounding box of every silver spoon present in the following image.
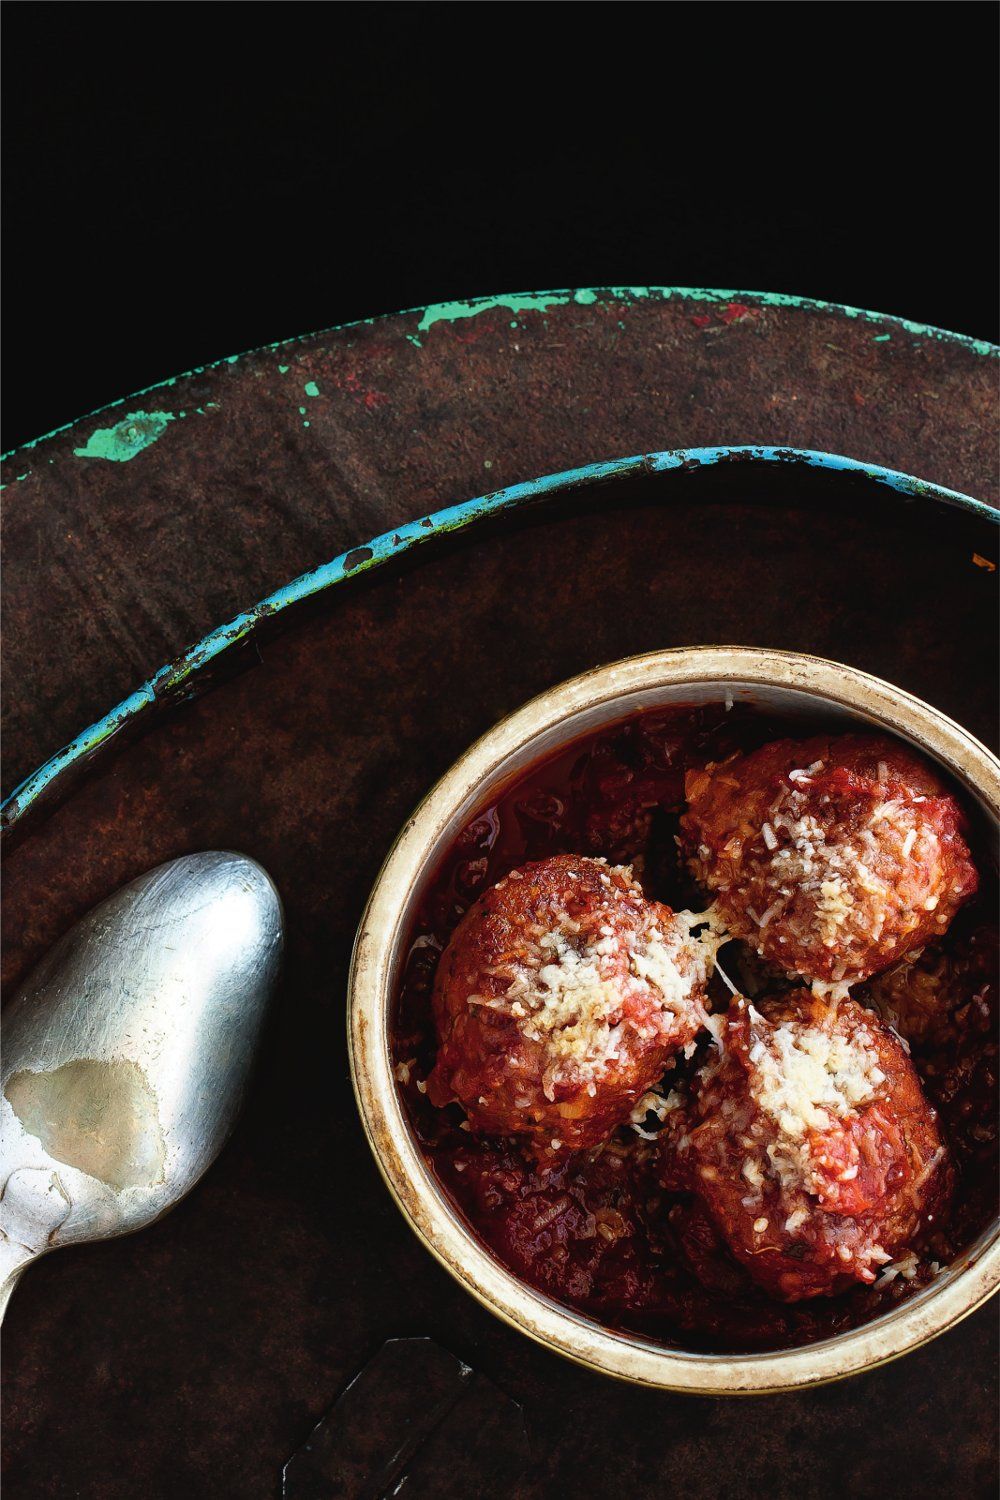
[0,850,283,1317]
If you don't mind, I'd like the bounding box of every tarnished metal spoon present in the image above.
[0,851,283,1317]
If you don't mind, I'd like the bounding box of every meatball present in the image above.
[669,991,951,1301]
[862,925,998,1049]
[863,928,998,1187]
[681,733,978,983]
[426,855,711,1163]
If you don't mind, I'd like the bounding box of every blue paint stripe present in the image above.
[3,446,996,827]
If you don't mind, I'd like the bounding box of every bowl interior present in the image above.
[351,650,1000,1393]
[400,678,998,938]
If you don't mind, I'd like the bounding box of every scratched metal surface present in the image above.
[4,445,991,835]
[2,287,997,802]
[2,292,998,1499]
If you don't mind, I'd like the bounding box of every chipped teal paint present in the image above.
[73,410,176,463]
[873,334,892,342]
[416,293,570,332]
[4,287,995,462]
[414,288,998,354]
[303,380,320,397]
[278,364,290,374]
[2,445,995,831]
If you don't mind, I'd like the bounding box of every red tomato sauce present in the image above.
[392,705,998,1352]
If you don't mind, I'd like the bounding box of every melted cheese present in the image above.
[632,930,702,1015]
[746,1007,884,1194]
[750,1008,882,1133]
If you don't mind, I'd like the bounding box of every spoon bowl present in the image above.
[0,851,283,1314]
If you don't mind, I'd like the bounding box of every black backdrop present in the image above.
[2,4,997,452]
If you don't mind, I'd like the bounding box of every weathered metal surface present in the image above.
[281,1338,528,1499]
[2,454,997,1496]
[2,288,997,806]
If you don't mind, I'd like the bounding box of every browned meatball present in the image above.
[681,733,978,983]
[862,925,998,1049]
[862,928,998,1193]
[426,855,711,1164]
[667,991,952,1301]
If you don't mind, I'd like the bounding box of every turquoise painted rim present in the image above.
[3,443,996,829]
[1,285,996,461]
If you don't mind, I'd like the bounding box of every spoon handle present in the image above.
[0,1165,72,1322]
[0,1234,36,1321]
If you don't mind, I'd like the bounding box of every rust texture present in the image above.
[2,301,998,1499]
[2,293,997,798]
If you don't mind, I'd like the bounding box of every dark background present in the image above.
[3,10,999,1499]
[3,5,998,452]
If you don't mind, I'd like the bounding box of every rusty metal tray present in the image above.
[2,289,998,1498]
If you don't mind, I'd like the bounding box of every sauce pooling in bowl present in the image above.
[392,705,997,1352]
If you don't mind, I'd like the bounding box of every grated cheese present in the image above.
[784,1207,809,1233]
[627,1087,683,1138]
[746,1005,884,1195]
[480,864,713,1095]
[874,1250,920,1286]
[731,775,941,976]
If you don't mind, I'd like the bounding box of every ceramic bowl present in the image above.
[348,646,1000,1393]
